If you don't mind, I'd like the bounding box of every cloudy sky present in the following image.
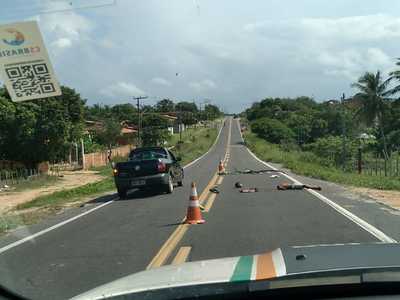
[2,0,400,112]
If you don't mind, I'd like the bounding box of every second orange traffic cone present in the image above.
[185,182,205,224]
[218,160,226,175]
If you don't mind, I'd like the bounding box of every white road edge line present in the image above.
[0,119,227,255]
[236,119,397,244]
[0,199,116,255]
[183,119,225,170]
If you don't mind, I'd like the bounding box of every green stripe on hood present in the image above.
[230,255,253,282]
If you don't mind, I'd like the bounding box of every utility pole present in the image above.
[341,93,346,171]
[178,108,183,142]
[203,99,211,125]
[80,138,86,170]
[133,96,148,147]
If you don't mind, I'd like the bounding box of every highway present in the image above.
[0,117,398,300]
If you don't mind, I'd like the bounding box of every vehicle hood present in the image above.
[71,243,400,300]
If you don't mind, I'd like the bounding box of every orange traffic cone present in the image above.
[185,182,205,224]
[218,160,226,175]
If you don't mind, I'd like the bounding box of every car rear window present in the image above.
[129,149,168,161]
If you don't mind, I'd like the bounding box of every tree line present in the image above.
[0,87,222,166]
[245,58,400,168]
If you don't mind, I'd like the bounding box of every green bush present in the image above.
[298,151,321,164]
[245,132,400,191]
[251,117,295,144]
[304,135,358,166]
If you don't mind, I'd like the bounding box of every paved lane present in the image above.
[0,121,230,300]
[171,118,379,263]
[0,117,390,300]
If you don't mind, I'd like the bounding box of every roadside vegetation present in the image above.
[169,126,219,165]
[0,89,223,234]
[4,174,59,192]
[243,59,400,191]
[13,123,219,213]
[245,132,400,190]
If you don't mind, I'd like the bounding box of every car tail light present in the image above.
[157,161,166,173]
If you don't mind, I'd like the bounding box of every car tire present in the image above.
[117,188,127,199]
[177,180,183,187]
[165,175,174,194]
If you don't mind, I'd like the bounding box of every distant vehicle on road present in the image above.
[112,147,184,198]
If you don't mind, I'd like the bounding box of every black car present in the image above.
[112,147,184,198]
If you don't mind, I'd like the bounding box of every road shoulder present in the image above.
[263,160,400,243]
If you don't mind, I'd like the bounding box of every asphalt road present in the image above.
[0,117,393,300]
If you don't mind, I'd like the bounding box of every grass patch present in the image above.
[16,177,114,210]
[7,174,59,192]
[0,207,62,234]
[245,132,400,191]
[172,127,218,165]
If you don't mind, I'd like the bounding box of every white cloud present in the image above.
[51,37,72,49]
[151,77,172,86]
[366,48,392,66]
[41,12,93,38]
[98,38,116,49]
[189,79,216,92]
[243,15,397,82]
[316,48,393,80]
[39,11,93,52]
[244,14,400,42]
[100,82,146,98]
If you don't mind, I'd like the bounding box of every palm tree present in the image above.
[389,58,400,95]
[351,71,392,160]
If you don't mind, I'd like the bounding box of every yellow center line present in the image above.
[171,246,192,265]
[146,222,189,269]
[146,118,232,269]
[199,173,218,205]
[203,192,218,212]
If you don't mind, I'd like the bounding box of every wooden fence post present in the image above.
[384,159,387,177]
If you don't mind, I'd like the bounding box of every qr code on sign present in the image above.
[5,62,56,98]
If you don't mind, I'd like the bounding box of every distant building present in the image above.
[84,120,138,146]
[159,113,186,135]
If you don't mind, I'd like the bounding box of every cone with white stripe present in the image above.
[218,160,226,175]
[185,182,205,224]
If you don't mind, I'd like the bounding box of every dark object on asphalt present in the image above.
[231,168,285,175]
[113,147,184,198]
[234,182,243,188]
[277,183,322,191]
[209,187,220,194]
[296,254,307,261]
[240,188,258,193]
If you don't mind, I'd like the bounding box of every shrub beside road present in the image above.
[245,132,400,191]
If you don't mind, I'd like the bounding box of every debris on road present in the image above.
[234,182,243,188]
[227,168,286,175]
[209,187,220,194]
[240,188,258,193]
[277,182,322,191]
[218,160,226,175]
